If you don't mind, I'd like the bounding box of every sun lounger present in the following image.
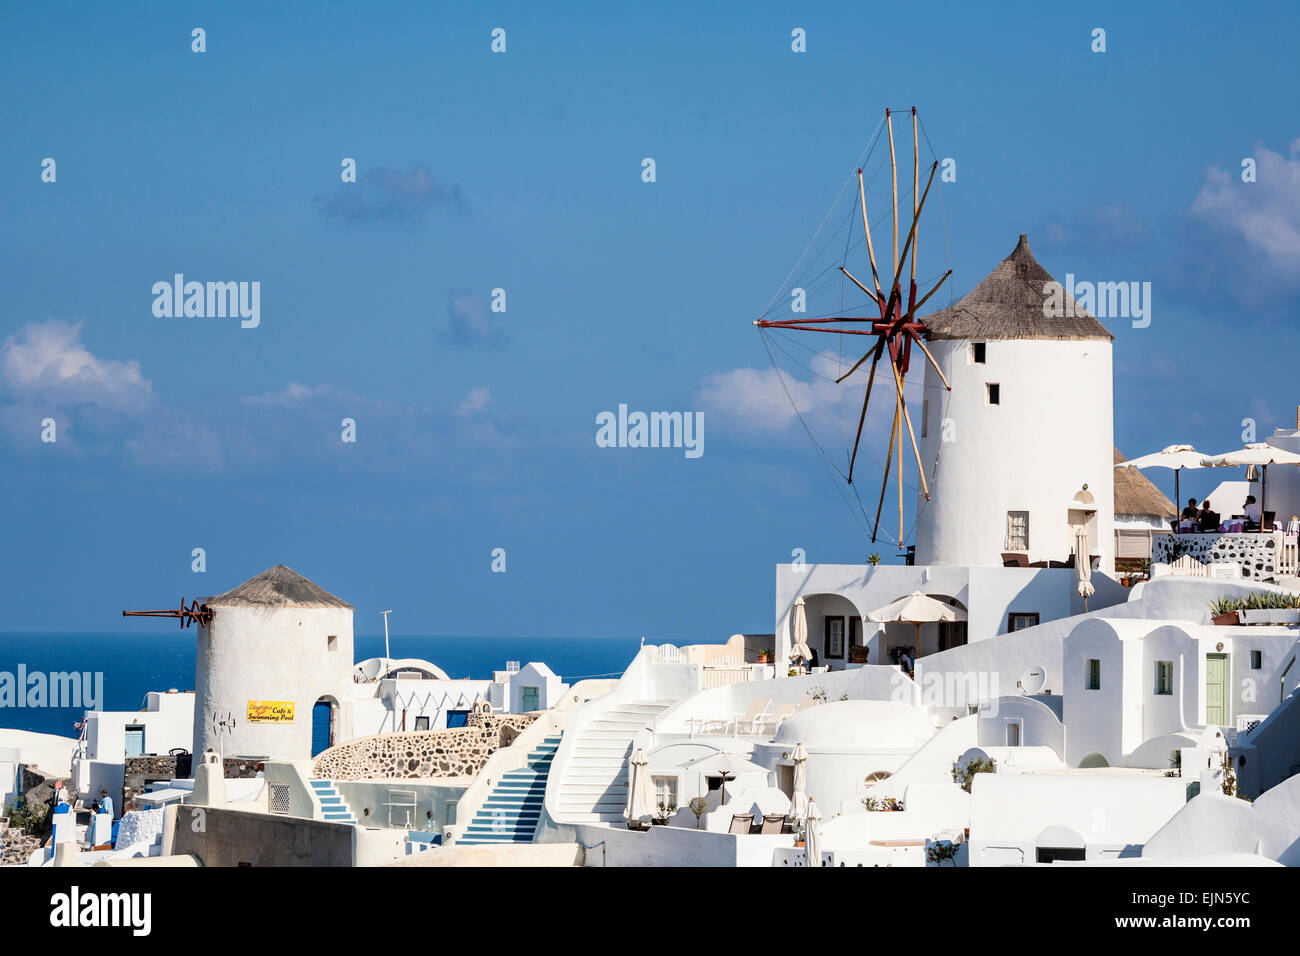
[710,698,772,735]
[760,813,785,835]
[750,701,797,735]
[729,813,756,836]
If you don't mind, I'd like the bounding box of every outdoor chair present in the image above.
[702,698,771,735]
[750,701,798,736]
[760,813,786,835]
[729,813,756,836]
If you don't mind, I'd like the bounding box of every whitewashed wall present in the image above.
[914,338,1115,573]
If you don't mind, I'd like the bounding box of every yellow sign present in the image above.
[246,700,295,723]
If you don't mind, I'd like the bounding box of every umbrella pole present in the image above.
[1263,465,1267,524]
[1175,468,1180,515]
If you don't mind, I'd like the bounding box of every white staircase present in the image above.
[551,700,672,824]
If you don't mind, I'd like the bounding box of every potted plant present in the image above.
[688,796,708,829]
[880,797,904,812]
[1209,597,1242,626]
[653,799,677,825]
[757,648,773,664]
[867,552,882,566]
[849,645,870,664]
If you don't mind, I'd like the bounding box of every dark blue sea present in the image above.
[0,633,643,738]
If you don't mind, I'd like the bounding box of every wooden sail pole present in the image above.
[857,169,883,298]
[846,342,884,483]
[886,109,898,287]
[897,393,904,542]
[889,352,930,498]
[911,108,919,285]
[873,401,900,541]
[907,328,952,391]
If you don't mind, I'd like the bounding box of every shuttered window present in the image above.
[1006,511,1029,551]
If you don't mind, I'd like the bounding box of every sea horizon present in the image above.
[0,632,645,739]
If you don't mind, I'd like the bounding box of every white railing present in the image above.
[1279,538,1299,577]
[656,643,684,664]
[701,665,754,690]
[1169,554,1208,577]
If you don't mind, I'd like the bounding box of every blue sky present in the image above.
[1,2,1298,638]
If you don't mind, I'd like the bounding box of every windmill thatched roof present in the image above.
[207,564,352,609]
[1114,448,1176,518]
[922,234,1114,342]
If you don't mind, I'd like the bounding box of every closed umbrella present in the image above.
[1074,526,1094,610]
[1117,444,1209,512]
[1200,443,1300,523]
[804,800,822,867]
[789,742,809,823]
[625,748,654,829]
[789,597,812,666]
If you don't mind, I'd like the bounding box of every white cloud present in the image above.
[1189,138,1300,272]
[455,386,492,416]
[1,319,151,411]
[696,351,877,433]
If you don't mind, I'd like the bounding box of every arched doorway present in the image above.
[311,697,336,757]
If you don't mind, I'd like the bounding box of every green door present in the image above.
[1205,654,1229,726]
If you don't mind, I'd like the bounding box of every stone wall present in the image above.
[124,754,264,810]
[1153,532,1279,581]
[311,712,535,781]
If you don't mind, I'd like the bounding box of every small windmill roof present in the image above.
[922,234,1114,342]
[207,564,352,609]
[1114,448,1177,518]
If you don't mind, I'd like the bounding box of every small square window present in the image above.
[986,382,1000,405]
[327,635,338,652]
[1251,650,1262,670]
[971,342,986,364]
[1155,660,1173,695]
[1085,659,1101,690]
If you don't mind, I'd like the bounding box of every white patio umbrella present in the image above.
[804,799,822,867]
[789,597,812,665]
[1116,444,1208,512]
[1200,443,1300,523]
[684,751,766,804]
[866,591,959,661]
[789,742,809,823]
[1074,526,1094,610]
[625,748,655,829]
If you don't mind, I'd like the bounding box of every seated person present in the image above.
[1198,500,1220,532]
[1181,498,1199,520]
[1244,495,1262,529]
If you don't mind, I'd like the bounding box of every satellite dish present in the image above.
[356,659,383,682]
[1018,666,1046,695]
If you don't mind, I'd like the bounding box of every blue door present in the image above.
[124,726,145,758]
[311,700,332,756]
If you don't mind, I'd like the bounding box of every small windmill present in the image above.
[755,107,952,543]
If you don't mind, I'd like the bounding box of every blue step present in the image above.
[456,731,564,845]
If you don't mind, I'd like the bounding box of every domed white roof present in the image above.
[774,700,936,750]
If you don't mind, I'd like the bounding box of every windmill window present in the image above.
[1005,511,1029,551]
[971,342,986,364]
[327,635,338,652]
[921,398,929,438]
[1086,659,1101,690]
[986,382,1000,405]
[1251,650,1262,670]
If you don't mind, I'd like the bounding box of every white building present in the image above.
[193,564,355,761]
[73,690,195,814]
[914,235,1116,574]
